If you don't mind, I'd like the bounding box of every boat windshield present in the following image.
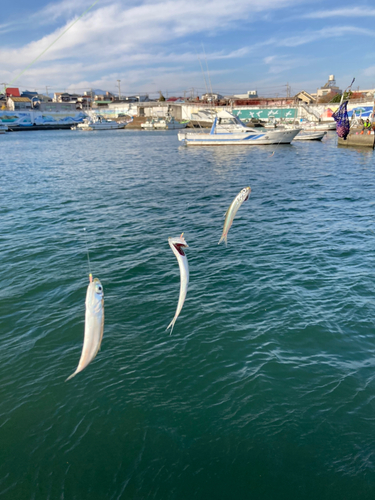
[218,117,240,125]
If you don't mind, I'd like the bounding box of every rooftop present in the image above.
[8,97,31,102]
[5,87,20,97]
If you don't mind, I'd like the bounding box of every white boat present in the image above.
[76,115,125,131]
[293,131,327,141]
[263,117,279,129]
[0,123,8,134]
[178,110,301,146]
[301,120,336,131]
[190,109,216,126]
[141,117,159,130]
[142,115,188,130]
[155,116,188,130]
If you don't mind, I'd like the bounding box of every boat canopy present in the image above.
[215,110,243,125]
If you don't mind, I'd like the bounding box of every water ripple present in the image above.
[1,130,375,498]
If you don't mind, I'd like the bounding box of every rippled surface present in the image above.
[1,129,375,499]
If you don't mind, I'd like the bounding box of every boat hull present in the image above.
[77,123,124,130]
[158,122,187,130]
[143,119,188,130]
[294,131,326,141]
[178,128,300,145]
[302,122,336,131]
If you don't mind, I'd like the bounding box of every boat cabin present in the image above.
[211,111,247,133]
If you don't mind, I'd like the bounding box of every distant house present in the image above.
[317,75,342,99]
[21,90,38,100]
[233,90,258,99]
[166,97,185,103]
[37,102,78,112]
[94,100,112,107]
[94,91,115,102]
[295,90,316,105]
[117,95,149,103]
[7,96,32,111]
[201,92,223,102]
[76,96,91,110]
[36,94,53,103]
[5,87,20,97]
[53,92,73,103]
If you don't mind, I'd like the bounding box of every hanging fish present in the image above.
[218,186,251,246]
[66,274,104,381]
[167,233,189,334]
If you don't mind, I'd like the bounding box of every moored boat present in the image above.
[301,120,336,131]
[293,130,327,141]
[141,117,160,130]
[178,110,300,146]
[76,115,125,130]
[142,115,188,130]
[0,123,8,134]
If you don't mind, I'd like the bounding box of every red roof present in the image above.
[6,87,20,97]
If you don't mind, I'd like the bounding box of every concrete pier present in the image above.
[338,128,375,149]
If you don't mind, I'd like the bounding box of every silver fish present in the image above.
[66,274,104,381]
[218,186,251,245]
[167,233,189,334]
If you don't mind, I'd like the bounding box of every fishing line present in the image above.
[267,134,284,158]
[196,52,209,96]
[4,0,99,91]
[202,44,213,98]
[83,228,92,279]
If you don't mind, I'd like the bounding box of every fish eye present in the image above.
[95,284,102,293]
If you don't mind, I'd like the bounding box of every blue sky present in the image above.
[1,0,374,98]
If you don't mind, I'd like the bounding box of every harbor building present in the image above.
[233,90,258,99]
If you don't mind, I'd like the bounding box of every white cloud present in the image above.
[264,56,276,64]
[363,66,375,77]
[4,0,374,94]
[302,7,375,19]
[263,54,312,75]
[35,0,103,24]
[0,0,300,89]
[277,26,375,47]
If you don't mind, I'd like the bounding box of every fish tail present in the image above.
[166,319,175,335]
[218,233,227,246]
[65,371,78,382]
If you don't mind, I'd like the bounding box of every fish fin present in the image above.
[223,210,228,219]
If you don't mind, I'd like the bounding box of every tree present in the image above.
[318,92,338,103]
[330,91,352,103]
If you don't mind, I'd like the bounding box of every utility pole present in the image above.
[117,80,121,100]
[286,82,291,98]
[46,86,49,98]
[1,82,7,109]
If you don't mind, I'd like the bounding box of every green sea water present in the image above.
[1,129,375,499]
